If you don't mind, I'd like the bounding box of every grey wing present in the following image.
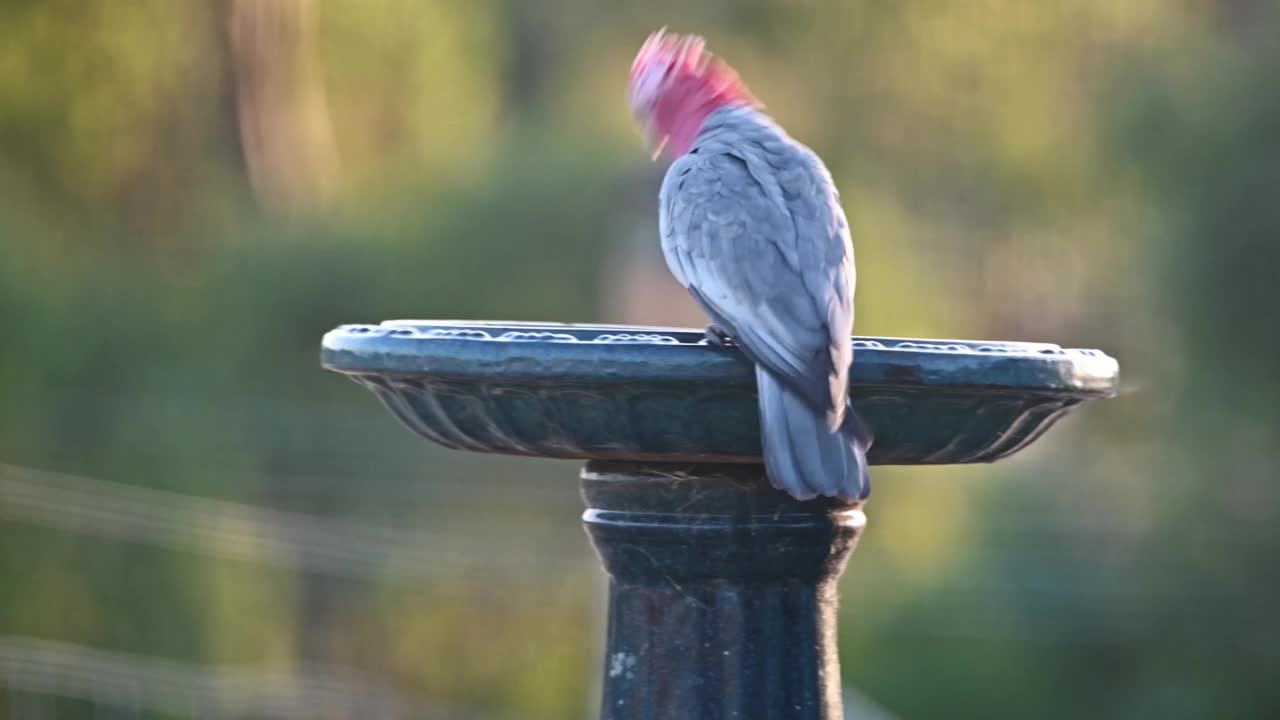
[658,149,855,423]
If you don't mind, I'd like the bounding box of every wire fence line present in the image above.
[0,635,497,719]
[0,463,583,580]
[2,462,1230,644]
[0,635,894,720]
[0,463,1200,611]
[0,461,1196,717]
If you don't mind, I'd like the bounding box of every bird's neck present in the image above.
[657,84,752,157]
[666,104,721,157]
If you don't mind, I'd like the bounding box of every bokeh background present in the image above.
[1,1,1276,718]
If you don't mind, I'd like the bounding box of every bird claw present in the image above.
[704,326,736,347]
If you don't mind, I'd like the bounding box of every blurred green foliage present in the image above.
[1,1,1277,718]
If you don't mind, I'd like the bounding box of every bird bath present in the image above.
[321,319,1118,719]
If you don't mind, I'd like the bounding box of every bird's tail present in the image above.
[756,366,872,502]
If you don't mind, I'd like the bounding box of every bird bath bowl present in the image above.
[321,319,1118,719]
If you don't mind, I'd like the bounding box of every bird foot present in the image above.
[704,325,736,347]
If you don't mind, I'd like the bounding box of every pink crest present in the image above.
[627,29,760,116]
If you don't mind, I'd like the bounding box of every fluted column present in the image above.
[582,461,863,720]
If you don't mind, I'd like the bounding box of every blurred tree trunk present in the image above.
[227,0,352,680]
[498,0,558,120]
[227,0,339,215]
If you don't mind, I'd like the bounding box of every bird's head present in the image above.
[628,29,760,160]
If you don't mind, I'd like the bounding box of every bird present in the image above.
[627,29,872,502]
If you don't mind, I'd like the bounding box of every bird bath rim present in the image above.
[320,320,1118,466]
[322,319,1118,396]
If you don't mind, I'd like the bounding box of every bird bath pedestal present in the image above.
[321,320,1118,719]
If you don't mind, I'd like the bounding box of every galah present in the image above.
[627,30,872,502]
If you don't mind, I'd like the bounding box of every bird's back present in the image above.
[659,105,856,423]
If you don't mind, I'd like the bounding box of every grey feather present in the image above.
[658,105,871,501]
